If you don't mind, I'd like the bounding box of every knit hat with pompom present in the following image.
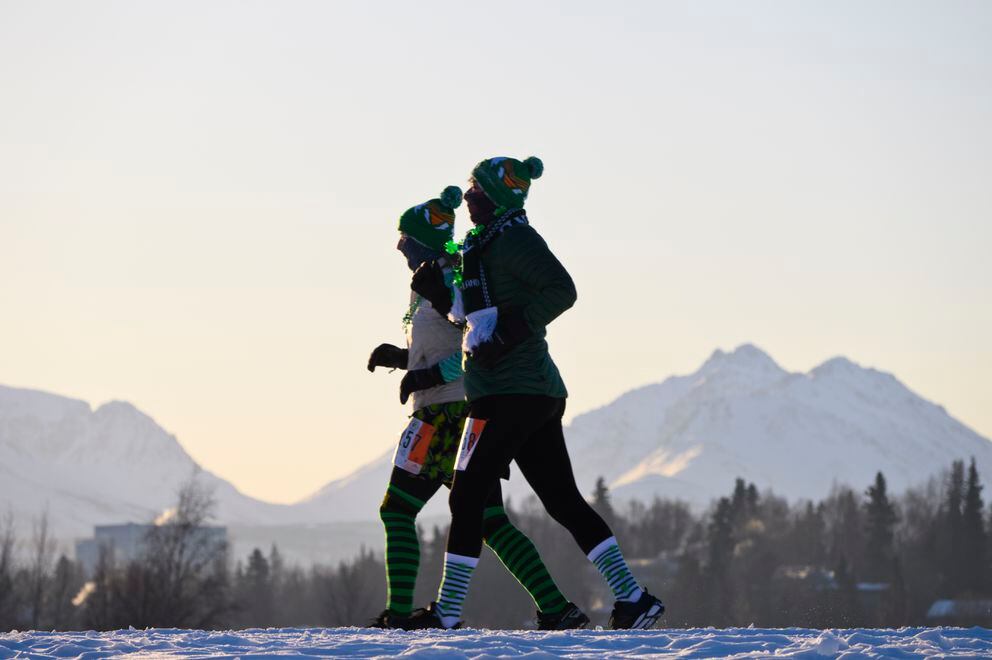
[397,186,463,252]
[471,156,543,211]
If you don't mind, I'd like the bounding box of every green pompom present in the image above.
[524,156,543,180]
[440,185,463,210]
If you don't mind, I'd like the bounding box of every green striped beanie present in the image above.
[397,186,463,252]
[471,156,544,210]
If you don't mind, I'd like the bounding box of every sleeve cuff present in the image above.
[438,352,464,383]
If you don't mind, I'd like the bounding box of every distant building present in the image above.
[75,523,227,574]
[927,599,992,626]
[772,565,838,591]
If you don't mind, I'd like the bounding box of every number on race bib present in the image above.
[456,418,487,472]
[394,418,436,475]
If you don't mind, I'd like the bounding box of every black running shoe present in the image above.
[395,602,462,630]
[537,602,591,630]
[367,609,413,629]
[609,590,665,630]
[368,609,391,628]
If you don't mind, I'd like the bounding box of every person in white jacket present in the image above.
[365,186,587,630]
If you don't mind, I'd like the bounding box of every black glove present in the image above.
[470,308,532,369]
[399,365,445,404]
[411,260,452,317]
[368,343,408,372]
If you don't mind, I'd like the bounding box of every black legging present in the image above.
[446,394,613,557]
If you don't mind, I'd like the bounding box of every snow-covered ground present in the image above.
[2,627,991,658]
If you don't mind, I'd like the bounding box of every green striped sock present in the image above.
[588,536,643,603]
[381,486,425,616]
[483,506,567,614]
[435,552,478,627]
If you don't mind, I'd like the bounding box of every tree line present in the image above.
[1,459,989,631]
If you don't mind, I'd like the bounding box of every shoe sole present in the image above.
[538,617,590,631]
[629,602,665,630]
[537,606,591,631]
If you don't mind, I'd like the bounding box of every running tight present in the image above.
[446,394,613,557]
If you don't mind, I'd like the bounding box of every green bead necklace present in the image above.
[444,224,484,288]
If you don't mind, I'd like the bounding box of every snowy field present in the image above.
[2,627,992,659]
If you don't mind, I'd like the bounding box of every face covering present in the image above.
[464,186,497,225]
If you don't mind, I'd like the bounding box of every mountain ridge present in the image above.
[2,344,989,538]
[299,343,992,519]
[0,384,301,538]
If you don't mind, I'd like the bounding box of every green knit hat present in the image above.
[471,156,544,210]
[397,186,463,252]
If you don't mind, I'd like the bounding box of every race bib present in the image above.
[455,418,487,472]
[394,418,436,475]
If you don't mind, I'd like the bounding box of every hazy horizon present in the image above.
[2,1,990,504]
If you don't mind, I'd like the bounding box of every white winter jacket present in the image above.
[405,292,465,411]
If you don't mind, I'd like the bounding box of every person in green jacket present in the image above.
[366,186,589,631]
[407,157,665,631]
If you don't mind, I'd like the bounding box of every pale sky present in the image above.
[2,1,990,504]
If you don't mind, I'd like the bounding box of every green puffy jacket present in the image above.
[463,223,576,401]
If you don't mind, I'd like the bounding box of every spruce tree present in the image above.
[746,483,759,513]
[731,478,748,513]
[961,457,987,593]
[943,460,966,595]
[730,478,756,523]
[706,497,736,625]
[244,548,274,626]
[592,476,618,531]
[863,471,898,583]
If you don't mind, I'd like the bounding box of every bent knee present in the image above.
[380,489,421,519]
[448,479,490,521]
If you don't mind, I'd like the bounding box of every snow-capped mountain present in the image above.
[4,345,991,538]
[566,344,992,506]
[300,344,992,516]
[0,385,298,539]
[291,448,399,522]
